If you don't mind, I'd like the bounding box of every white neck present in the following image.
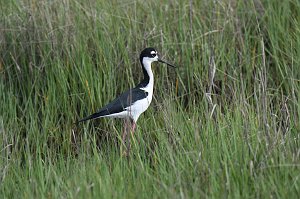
[141,59,154,92]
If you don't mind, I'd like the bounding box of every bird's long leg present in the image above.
[131,121,136,136]
[122,118,132,157]
[122,118,129,143]
[125,119,136,156]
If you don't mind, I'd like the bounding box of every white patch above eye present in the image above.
[150,51,156,54]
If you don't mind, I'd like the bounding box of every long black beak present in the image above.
[158,58,176,68]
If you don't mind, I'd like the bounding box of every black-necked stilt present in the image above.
[77,47,176,153]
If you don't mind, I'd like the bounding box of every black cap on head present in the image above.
[140,47,157,60]
[139,47,176,68]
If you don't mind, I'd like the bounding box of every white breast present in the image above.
[126,86,153,122]
[125,58,155,122]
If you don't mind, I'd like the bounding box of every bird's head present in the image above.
[139,47,176,68]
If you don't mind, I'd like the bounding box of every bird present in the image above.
[77,47,176,154]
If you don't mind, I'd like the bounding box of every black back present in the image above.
[77,86,148,123]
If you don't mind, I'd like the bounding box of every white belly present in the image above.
[126,94,153,122]
[101,93,152,122]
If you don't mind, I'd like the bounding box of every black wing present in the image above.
[77,87,148,123]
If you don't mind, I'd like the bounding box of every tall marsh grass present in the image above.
[0,0,299,198]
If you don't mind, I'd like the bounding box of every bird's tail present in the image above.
[76,112,104,124]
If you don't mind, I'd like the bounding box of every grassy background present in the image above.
[1,0,299,198]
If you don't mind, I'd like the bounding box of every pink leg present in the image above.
[122,118,129,143]
[131,121,136,136]
[124,119,136,156]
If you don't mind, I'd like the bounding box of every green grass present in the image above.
[1,0,300,198]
